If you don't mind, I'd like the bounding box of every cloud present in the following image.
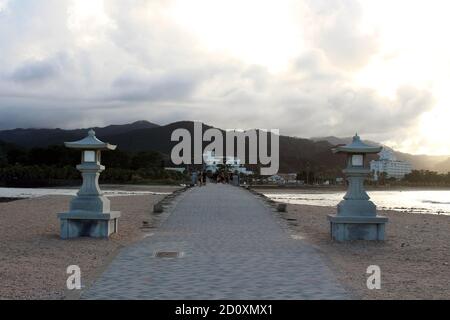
[326,86,434,137]
[9,55,66,83]
[301,0,379,70]
[0,0,9,13]
[0,0,437,154]
[111,71,199,102]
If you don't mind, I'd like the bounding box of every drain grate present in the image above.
[155,251,180,258]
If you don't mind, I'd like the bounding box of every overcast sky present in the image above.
[0,0,449,155]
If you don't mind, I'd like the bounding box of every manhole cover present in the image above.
[155,251,180,258]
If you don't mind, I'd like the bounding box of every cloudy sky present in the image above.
[0,0,449,155]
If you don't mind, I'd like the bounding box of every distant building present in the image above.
[267,173,298,185]
[278,173,297,183]
[165,167,186,174]
[203,151,253,175]
[267,175,285,184]
[370,148,412,181]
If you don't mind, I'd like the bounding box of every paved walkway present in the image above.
[82,184,348,299]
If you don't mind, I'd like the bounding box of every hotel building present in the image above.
[370,148,413,181]
[203,151,253,175]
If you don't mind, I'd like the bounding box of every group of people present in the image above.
[215,172,233,184]
[191,170,207,187]
[190,170,240,187]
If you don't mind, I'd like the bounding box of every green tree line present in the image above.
[0,142,187,187]
[402,170,450,185]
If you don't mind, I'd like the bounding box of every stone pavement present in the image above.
[82,184,348,299]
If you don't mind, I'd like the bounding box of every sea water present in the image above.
[264,190,450,215]
[0,187,171,198]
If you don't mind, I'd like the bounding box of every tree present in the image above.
[102,150,131,168]
[379,172,387,185]
[7,147,27,165]
[26,146,79,167]
[130,151,164,170]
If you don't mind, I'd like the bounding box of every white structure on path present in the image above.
[370,148,412,181]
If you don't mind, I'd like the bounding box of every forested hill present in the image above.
[1,120,449,174]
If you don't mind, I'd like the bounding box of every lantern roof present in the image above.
[65,129,117,150]
[333,134,382,154]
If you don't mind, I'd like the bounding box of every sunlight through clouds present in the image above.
[67,0,115,46]
[169,0,304,72]
[0,0,448,155]
[0,0,9,12]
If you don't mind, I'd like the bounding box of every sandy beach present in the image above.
[276,202,450,299]
[0,186,181,300]
[2,184,449,300]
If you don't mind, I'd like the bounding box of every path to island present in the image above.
[82,184,348,299]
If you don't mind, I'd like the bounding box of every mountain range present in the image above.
[0,121,449,174]
[312,136,450,173]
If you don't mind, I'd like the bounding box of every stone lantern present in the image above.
[327,134,388,241]
[58,129,120,239]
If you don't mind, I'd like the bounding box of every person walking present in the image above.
[202,171,207,186]
[191,171,198,187]
[198,171,203,187]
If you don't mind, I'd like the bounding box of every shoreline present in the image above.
[257,187,450,216]
[0,184,182,200]
[0,185,182,300]
[0,197,21,203]
[250,187,450,299]
[250,185,450,191]
[280,203,450,299]
[1,184,449,299]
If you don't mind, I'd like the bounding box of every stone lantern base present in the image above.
[327,215,388,241]
[58,211,121,239]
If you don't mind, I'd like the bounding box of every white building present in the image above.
[203,151,253,175]
[370,148,412,181]
[164,167,186,174]
[267,173,298,185]
[267,175,285,184]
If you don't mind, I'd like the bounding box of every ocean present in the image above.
[263,189,450,215]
